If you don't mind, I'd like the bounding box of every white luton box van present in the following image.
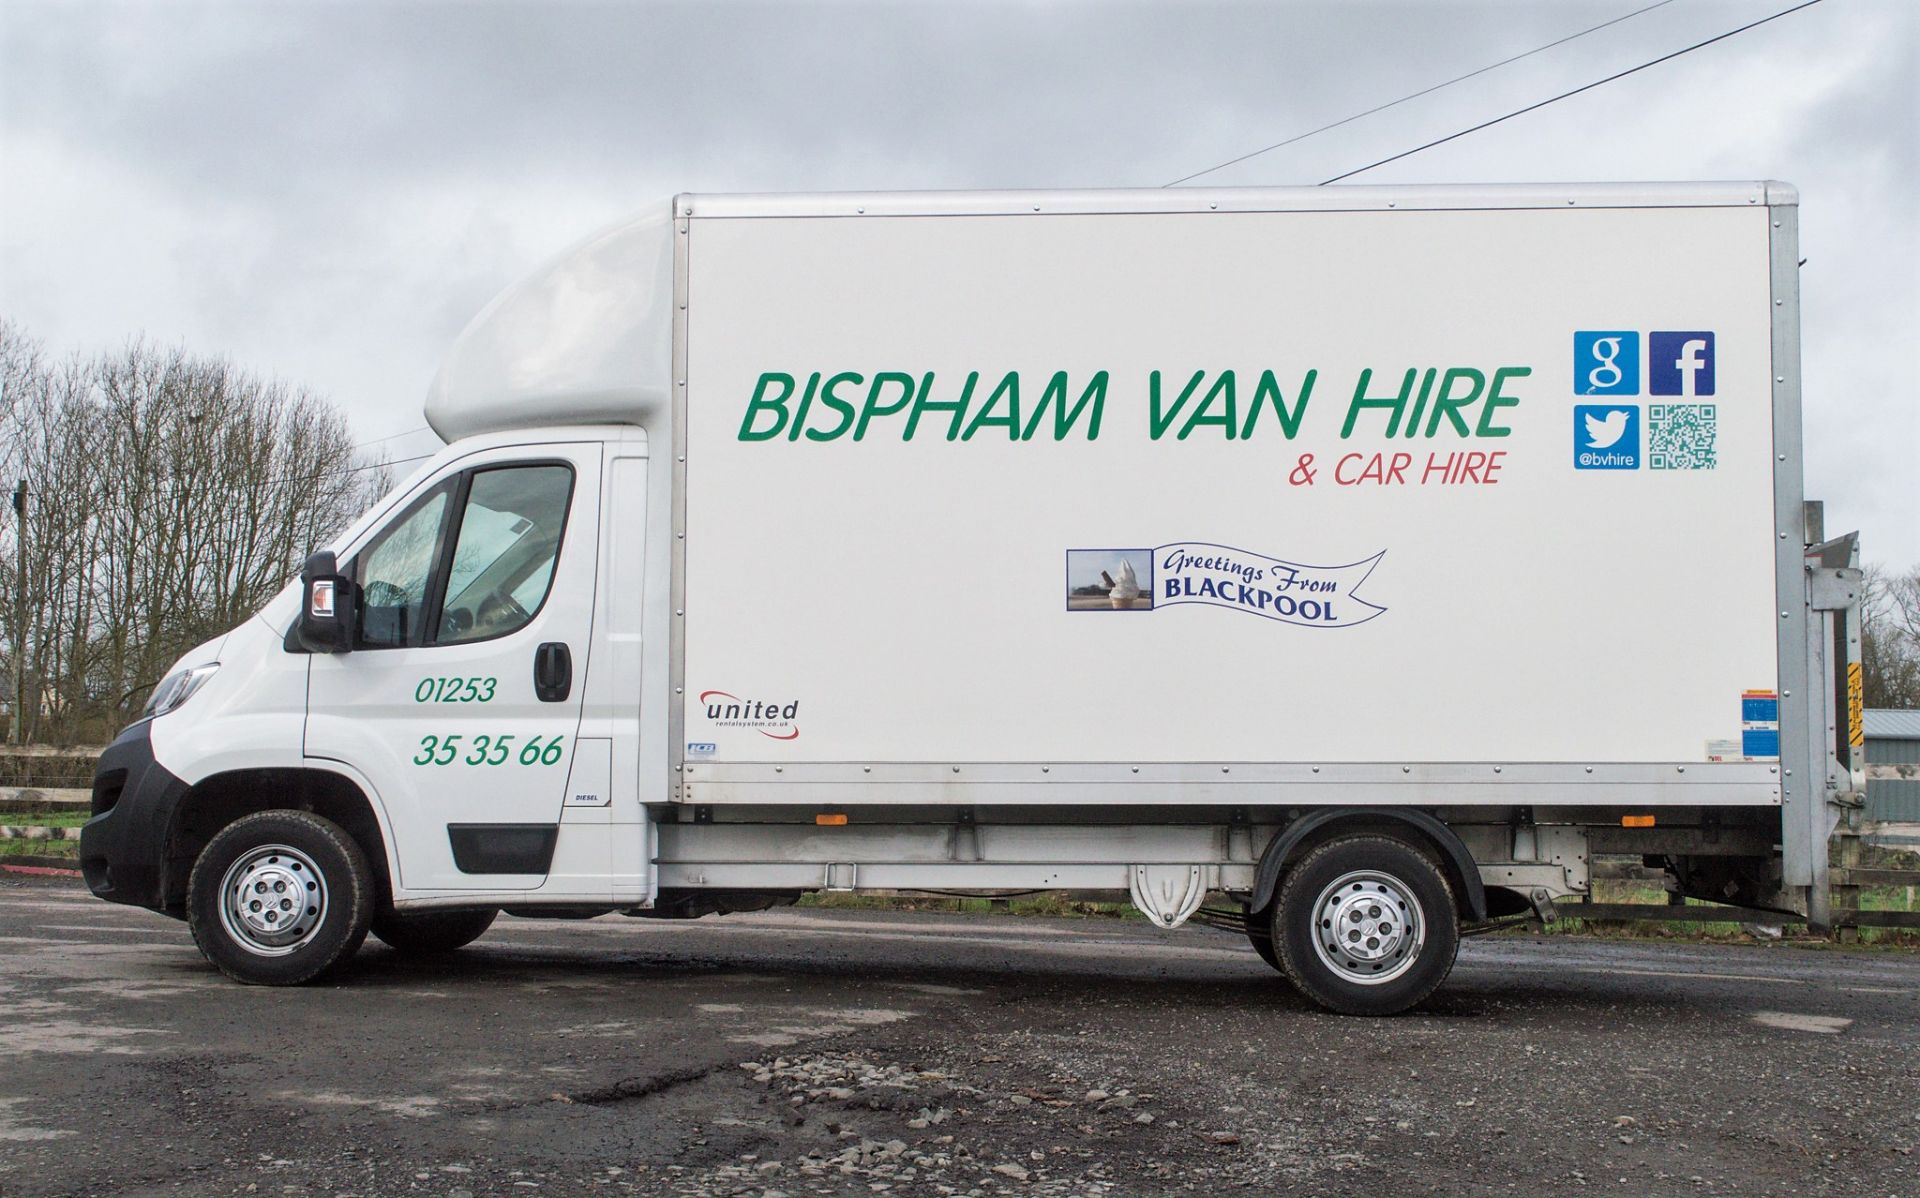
[81,183,1864,1014]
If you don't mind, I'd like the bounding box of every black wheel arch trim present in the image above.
[79,719,190,912]
[81,723,394,918]
[1249,807,1487,922]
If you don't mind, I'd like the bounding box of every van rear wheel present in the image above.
[1272,834,1459,1016]
[187,810,374,986]
[371,907,498,954]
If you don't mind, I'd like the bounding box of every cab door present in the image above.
[304,444,601,893]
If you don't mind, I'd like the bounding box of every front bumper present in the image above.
[79,720,191,914]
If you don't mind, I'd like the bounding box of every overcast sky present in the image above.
[3,0,1915,560]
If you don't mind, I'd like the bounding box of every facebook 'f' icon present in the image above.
[1574,331,1639,395]
[1649,331,1715,396]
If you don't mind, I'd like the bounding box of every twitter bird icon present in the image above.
[1574,404,1640,469]
[1584,409,1630,449]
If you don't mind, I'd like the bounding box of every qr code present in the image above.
[1648,404,1717,470]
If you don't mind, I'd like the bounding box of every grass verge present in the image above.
[0,838,78,859]
[1522,880,1920,949]
[0,811,89,828]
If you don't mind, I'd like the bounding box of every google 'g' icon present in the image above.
[1573,331,1640,396]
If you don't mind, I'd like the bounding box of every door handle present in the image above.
[534,642,572,703]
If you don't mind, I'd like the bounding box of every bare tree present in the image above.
[1,323,390,743]
[1862,563,1920,710]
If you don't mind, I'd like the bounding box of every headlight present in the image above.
[143,663,220,718]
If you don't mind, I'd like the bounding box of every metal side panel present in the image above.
[678,182,1781,221]
[659,821,1234,864]
[669,196,692,804]
[655,821,1252,893]
[680,760,1780,806]
[1769,204,1818,899]
[655,862,1234,892]
[1802,533,1865,929]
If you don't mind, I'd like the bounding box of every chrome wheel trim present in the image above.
[1310,869,1424,986]
[217,844,328,957]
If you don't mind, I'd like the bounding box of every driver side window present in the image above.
[348,462,574,650]
[434,465,573,645]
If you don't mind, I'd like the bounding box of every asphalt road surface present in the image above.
[2,875,1916,1198]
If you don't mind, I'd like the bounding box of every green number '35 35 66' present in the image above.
[412,734,566,767]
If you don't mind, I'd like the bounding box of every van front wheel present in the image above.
[187,810,374,985]
[1272,834,1459,1015]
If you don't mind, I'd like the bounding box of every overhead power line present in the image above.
[1320,0,1830,185]
[350,425,433,452]
[194,450,435,495]
[1164,0,1678,188]
[116,452,437,522]
[320,452,435,481]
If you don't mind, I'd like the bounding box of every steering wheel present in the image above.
[474,589,531,636]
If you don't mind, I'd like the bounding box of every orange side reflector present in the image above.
[815,813,848,826]
[1621,814,1656,828]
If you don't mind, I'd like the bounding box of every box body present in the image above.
[675,187,1793,798]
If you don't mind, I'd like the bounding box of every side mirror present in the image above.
[297,550,355,654]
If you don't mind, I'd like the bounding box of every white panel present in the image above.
[681,205,1779,767]
[426,207,674,442]
[562,737,614,812]
[543,824,612,898]
[306,442,603,892]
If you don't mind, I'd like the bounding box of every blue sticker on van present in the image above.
[1741,695,1780,723]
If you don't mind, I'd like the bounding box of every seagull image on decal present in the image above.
[1583,409,1630,449]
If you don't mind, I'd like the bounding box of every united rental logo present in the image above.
[700,690,801,740]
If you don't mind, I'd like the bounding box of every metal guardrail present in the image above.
[0,749,100,790]
[0,787,89,807]
[1558,889,1920,930]
[1564,904,1920,929]
[0,825,82,841]
[1831,867,1920,888]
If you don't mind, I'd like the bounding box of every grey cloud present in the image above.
[3,0,1915,558]
[7,2,1664,197]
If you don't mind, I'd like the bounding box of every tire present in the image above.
[186,810,374,986]
[371,907,498,954]
[1245,911,1284,973]
[1272,834,1459,1016]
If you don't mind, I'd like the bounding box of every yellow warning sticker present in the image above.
[1847,661,1865,748]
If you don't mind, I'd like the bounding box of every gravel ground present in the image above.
[1,873,1916,1198]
